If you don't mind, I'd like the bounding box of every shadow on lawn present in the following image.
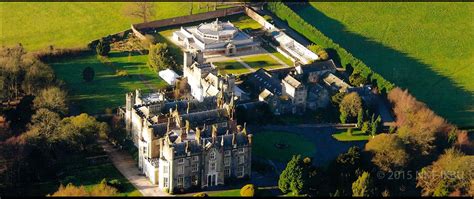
[289,4,474,127]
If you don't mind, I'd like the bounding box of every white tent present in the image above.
[158,69,180,85]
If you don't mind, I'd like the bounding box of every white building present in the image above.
[173,18,259,56]
[159,69,180,85]
[274,33,319,65]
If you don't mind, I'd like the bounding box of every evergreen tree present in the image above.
[279,155,309,195]
[357,108,364,128]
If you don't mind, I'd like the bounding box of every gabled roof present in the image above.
[298,59,337,74]
[245,68,282,96]
[259,89,274,100]
[283,74,302,88]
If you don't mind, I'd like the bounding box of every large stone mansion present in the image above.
[122,90,252,193]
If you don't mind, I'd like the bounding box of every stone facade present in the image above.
[243,59,339,115]
[183,50,238,102]
[124,90,252,193]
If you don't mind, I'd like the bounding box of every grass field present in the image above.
[332,130,371,142]
[0,2,228,51]
[253,131,316,162]
[51,51,166,114]
[294,3,474,127]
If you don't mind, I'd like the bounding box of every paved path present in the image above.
[99,140,170,196]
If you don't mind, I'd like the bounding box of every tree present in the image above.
[417,148,474,196]
[22,61,55,95]
[123,2,156,23]
[361,121,370,134]
[240,184,256,197]
[365,134,409,172]
[96,39,111,56]
[388,87,449,156]
[51,183,89,196]
[60,113,105,151]
[82,67,95,82]
[33,86,68,115]
[327,146,362,196]
[339,92,363,123]
[147,43,175,72]
[370,115,381,137]
[352,172,375,197]
[279,155,309,195]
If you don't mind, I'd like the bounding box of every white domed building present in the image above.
[173,18,259,56]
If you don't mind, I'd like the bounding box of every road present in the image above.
[99,140,170,196]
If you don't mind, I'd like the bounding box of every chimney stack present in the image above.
[247,134,253,145]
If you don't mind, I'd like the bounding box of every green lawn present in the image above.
[213,60,251,75]
[253,131,316,162]
[261,44,294,66]
[25,163,141,196]
[241,54,287,71]
[0,2,229,51]
[332,130,371,142]
[295,3,474,127]
[50,51,166,114]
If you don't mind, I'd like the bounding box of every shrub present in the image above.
[90,179,118,196]
[240,184,256,197]
[193,192,208,197]
[108,179,123,192]
[52,183,89,196]
[163,187,169,194]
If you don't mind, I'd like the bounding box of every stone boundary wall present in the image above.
[131,24,146,40]
[244,7,276,31]
[133,6,244,31]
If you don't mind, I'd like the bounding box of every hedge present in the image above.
[267,2,395,93]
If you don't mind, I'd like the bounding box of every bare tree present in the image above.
[124,2,156,23]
